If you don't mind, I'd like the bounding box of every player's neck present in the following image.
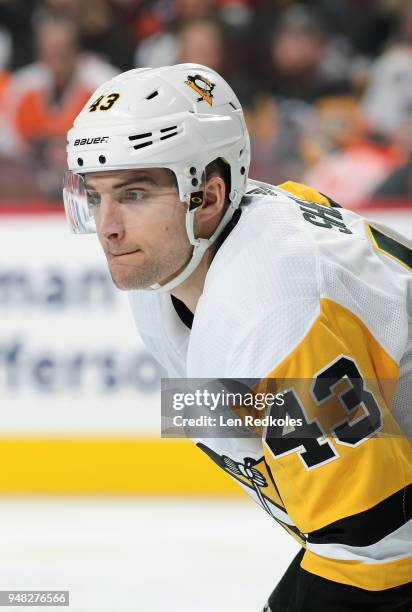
[170,245,215,314]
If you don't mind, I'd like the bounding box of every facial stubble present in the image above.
[107,240,193,290]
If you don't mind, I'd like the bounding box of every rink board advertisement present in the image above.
[1,206,411,492]
[0,209,237,494]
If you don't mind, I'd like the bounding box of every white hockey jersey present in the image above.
[128,179,412,592]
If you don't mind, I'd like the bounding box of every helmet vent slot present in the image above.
[160,131,178,141]
[146,90,159,100]
[132,141,153,150]
[160,126,177,133]
[129,132,152,141]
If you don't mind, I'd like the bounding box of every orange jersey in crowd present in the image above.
[0,55,117,151]
[0,70,10,110]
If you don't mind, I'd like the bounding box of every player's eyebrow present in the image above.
[85,174,158,190]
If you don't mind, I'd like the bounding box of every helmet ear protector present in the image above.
[64,63,251,291]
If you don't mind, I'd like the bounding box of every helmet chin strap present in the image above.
[148,191,238,293]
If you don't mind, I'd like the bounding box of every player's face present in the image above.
[85,168,192,290]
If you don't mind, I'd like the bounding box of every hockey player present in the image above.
[64,64,412,610]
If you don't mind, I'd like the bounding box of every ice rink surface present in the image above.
[0,497,299,611]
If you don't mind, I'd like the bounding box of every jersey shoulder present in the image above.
[209,180,322,304]
[247,178,340,209]
[190,179,410,377]
[188,182,322,377]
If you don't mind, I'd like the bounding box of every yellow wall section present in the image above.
[0,438,242,495]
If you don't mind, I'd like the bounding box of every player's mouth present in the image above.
[108,249,142,261]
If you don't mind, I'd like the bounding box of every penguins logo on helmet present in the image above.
[185,74,215,106]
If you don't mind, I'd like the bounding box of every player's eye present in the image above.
[117,190,145,204]
[86,190,101,207]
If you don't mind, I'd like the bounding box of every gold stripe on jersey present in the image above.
[277,181,333,207]
[301,549,412,590]
[262,298,411,533]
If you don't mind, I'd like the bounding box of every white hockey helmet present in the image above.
[64,63,250,291]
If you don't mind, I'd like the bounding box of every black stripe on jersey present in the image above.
[307,483,412,547]
[319,192,342,208]
[267,548,412,610]
[369,224,412,270]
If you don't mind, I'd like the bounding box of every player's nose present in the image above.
[97,195,126,242]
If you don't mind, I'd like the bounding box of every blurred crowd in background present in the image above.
[1,0,412,208]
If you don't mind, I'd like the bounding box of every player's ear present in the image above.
[201,175,226,218]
